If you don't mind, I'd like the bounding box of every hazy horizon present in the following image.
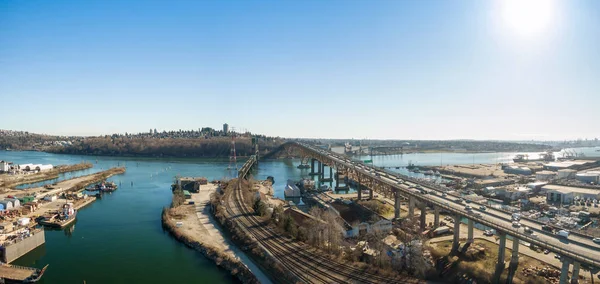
[1,0,599,140]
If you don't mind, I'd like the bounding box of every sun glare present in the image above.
[499,0,556,37]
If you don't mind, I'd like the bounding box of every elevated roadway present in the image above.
[289,142,600,284]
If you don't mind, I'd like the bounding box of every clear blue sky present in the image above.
[1,0,598,140]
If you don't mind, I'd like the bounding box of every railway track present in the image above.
[225,182,419,284]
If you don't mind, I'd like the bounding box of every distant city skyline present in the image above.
[1,0,599,140]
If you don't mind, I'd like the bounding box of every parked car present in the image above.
[464,205,472,211]
[512,221,521,227]
[524,227,533,234]
[479,206,486,211]
[593,238,600,244]
[543,249,550,254]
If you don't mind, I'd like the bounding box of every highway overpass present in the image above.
[285,142,600,284]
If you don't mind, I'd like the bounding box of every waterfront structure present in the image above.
[543,184,600,203]
[0,227,46,263]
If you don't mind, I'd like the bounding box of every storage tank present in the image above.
[0,201,13,210]
[6,198,20,208]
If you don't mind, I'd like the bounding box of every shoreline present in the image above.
[161,208,259,284]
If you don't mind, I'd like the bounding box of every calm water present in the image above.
[1,146,598,283]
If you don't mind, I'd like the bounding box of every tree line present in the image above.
[46,136,284,158]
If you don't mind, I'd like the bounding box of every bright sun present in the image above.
[499,0,556,37]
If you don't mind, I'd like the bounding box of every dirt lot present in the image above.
[168,184,237,259]
[428,239,586,284]
[436,164,507,179]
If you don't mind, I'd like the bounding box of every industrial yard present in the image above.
[0,161,125,283]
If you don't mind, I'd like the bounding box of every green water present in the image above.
[0,150,323,283]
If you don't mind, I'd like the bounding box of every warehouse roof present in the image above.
[542,185,600,195]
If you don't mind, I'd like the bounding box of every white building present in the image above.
[345,219,392,238]
[543,185,600,204]
[576,172,600,184]
[0,161,11,172]
[536,171,557,181]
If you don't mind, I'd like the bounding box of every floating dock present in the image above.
[0,262,47,283]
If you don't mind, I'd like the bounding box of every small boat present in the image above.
[0,263,48,283]
[297,164,310,169]
[86,181,118,192]
[39,203,77,228]
[423,170,434,175]
[319,184,330,192]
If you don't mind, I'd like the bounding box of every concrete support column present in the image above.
[310,159,315,174]
[369,188,374,200]
[511,237,519,265]
[408,197,415,218]
[329,166,333,179]
[356,177,362,200]
[452,214,460,252]
[570,261,580,284]
[318,161,323,176]
[559,258,571,284]
[420,206,427,231]
[467,219,474,244]
[433,207,440,228]
[394,192,401,219]
[493,232,507,284]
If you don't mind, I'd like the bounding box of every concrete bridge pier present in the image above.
[571,261,580,284]
[510,238,519,266]
[452,214,460,252]
[505,236,521,284]
[318,161,323,177]
[467,219,474,244]
[369,188,374,199]
[320,164,333,182]
[433,207,440,228]
[356,178,362,200]
[394,191,401,219]
[420,206,427,231]
[408,197,415,218]
[493,232,507,284]
[560,258,571,284]
[310,159,317,175]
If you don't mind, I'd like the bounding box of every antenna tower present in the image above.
[228,127,238,172]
